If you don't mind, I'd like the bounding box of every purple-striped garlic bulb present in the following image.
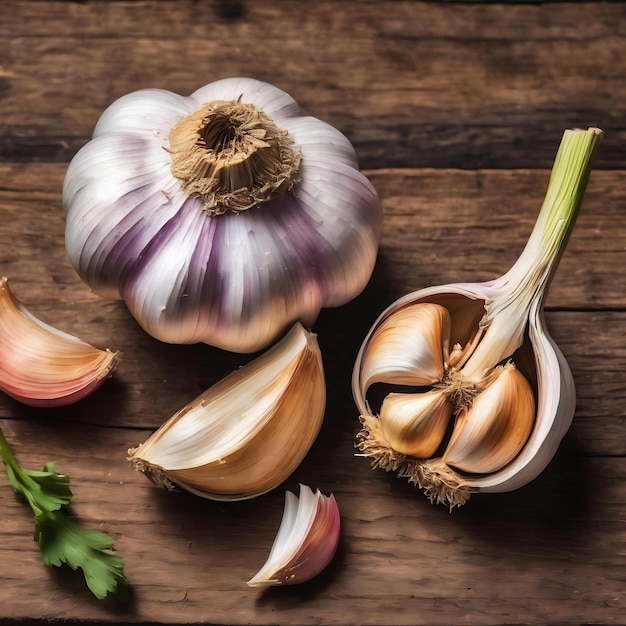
[63,78,382,353]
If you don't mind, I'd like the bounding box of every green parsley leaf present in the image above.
[4,461,72,514]
[35,509,129,600]
[0,426,129,600]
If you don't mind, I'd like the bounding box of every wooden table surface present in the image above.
[2,1,626,624]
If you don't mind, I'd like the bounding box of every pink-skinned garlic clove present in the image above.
[247,484,340,587]
[0,277,119,407]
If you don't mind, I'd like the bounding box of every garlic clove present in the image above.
[128,322,325,500]
[63,132,185,301]
[355,303,451,404]
[248,484,340,587]
[443,363,535,474]
[280,116,359,168]
[476,299,576,493]
[380,389,453,458]
[0,277,118,407]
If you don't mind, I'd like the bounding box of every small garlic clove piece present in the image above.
[380,389,453,458]
[248,484,340,587]
[128,322,325,500]
[354,303,451,407]
[443,363,535,474]
[0,277,118,407]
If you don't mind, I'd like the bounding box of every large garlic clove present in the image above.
[128,322,325,500]
[380,389,452,458]
[443,363,535,474]
[0,277,118,407]
[355,303,451,408]
[354,127,602,507]
[248,484,340,587]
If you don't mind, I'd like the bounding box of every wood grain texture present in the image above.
[1,1,626,168]
[1,1,626,624]
[1,163,625,623]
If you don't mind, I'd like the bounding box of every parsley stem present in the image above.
[0,424,128,599]
[0,425,29,499]
[0,424,17,469]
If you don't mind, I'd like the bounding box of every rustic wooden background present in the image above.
[1,1,626,624]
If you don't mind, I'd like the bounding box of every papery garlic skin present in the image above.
[354,128,602,507]
[63,78,382,353]
[128,322,325,500]
[248,484,340,587]
[0,278,118,407]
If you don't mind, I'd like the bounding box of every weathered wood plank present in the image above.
[7,0,626,39]
[0,163,624,622]
[0,415,625,624]
[1,2,625,623]
[1,1,626,168]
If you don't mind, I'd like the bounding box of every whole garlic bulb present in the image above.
[63,78,382,353]
[353,128,602,508]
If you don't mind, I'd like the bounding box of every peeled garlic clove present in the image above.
[248,484,340,587]
[128,322,325,500]
[443,363,535,474]
[354,303,451,409]
[380,389,452,458]
[0,277,118,407]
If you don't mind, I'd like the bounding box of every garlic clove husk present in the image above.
[380,389,453,458]
[356,303,452,402]
[128,322,325,500]
[354,127,602,507]
[248,484,340,587]
[442,363,535,474]
[0,277,118,407]
[64,78,382,353]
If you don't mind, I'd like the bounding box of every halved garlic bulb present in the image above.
[128,322,325,500]
[0,277,118,407]
[248,484,340,587]
[63,77,382,353]
[354,127,602,507]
